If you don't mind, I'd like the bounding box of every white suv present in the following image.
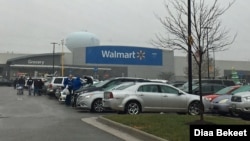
[45,77,67,97]
[229,91,250,120]
[46,76,86,98]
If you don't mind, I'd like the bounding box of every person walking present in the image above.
[26,76,34,95]
[34,79,44,96]
[33,79,40,96]
[63,74,74,106]
[13,78,18,89]
[37,79,44,96]
[72,76,83,107]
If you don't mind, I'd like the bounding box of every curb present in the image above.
[97,116,168,141]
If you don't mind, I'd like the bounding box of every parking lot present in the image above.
[0,86,128,141]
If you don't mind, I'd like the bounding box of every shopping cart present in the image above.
[16,84,24,95]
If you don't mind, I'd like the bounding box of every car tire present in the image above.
[188,101,201,115]
[229,110,239,117]
[91,99,104,113]
[125,101,141,115]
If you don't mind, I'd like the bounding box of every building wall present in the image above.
[174,56,250,83]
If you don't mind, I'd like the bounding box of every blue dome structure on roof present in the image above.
[65,31,100,51]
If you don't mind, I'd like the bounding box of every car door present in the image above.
[160,85,187,112]
[136,84,162,112]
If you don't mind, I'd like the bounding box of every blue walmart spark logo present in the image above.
[136,50,145,60]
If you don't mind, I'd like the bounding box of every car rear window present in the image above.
[223,80,236,86]
[54,78,64,84]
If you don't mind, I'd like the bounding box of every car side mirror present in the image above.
[178,91,184,95]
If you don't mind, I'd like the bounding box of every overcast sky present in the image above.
[0,0,249,61]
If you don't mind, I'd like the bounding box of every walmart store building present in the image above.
[2,31,250,82]
[2,31,174,80]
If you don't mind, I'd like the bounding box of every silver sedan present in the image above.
[103,82,202,115]
[76,82,135,113]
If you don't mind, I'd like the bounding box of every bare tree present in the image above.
[152,0,236,121]
[183,55,220,79]
[158,72,174,81]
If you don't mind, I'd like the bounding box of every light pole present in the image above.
[51,42,58,76]
[61,39,64,76]
[187,0,192,94]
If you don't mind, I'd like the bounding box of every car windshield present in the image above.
[94,79,112,87]
[215,86,235,95]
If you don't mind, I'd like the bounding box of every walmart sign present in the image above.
[86,46,162,66]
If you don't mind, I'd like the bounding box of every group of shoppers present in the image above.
[13,76,44,96]
[27,77,44,96]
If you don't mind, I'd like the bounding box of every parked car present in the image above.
[76,82,134,112]
[204,85,241,102]
[229,91,250,120]
[203,85,240,112]
[74,77,152,95]
[210,85,250,116]
[45,77,67,97]
[0,78,12,87]
[102,82,202,115]
[168,81,186,89]
[180,79,236,91]
[183,83,227,96]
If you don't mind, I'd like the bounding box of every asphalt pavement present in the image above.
[0,86,168,141]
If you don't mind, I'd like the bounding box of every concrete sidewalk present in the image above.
[81,116,168,141]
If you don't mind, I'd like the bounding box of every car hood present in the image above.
[212,94,232,102]
[233,91,250,97]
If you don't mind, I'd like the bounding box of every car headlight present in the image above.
[243,96,250,102]
[218,99,228,104]
[204,97,212,102]
[84,95,92,99]
[78,94,93,100]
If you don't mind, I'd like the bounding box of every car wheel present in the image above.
[125,101,141,115]
[91,99,104,113]
[218,112,228,116]
[188,101,201,115]
[229,110,239,117]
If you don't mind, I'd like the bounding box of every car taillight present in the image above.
[109,93,113,98]
[49,84,52,88]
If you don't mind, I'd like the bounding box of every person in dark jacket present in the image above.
[72,77,83,107]
[33,79,39,96]
[26,77,34,95]
[13,78,18,89]
[33,79,43,96]
[84,76,93,85]
[63,74,74,106]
